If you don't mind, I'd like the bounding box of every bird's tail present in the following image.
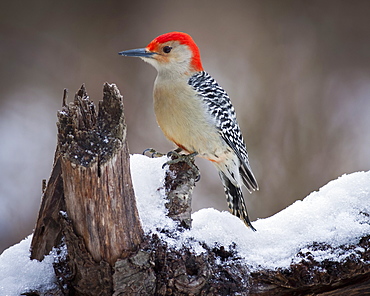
[219,172,256,231]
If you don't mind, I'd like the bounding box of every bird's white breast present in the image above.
[153,75,228,161]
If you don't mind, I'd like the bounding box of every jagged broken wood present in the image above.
[31,84,144,295]
[29,84,370,296]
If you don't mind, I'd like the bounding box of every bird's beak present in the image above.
[118,48,155,58]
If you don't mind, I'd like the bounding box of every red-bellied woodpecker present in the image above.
[119,32,258,230]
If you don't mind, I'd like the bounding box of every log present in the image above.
[28,84,370,296]
[249,236,370,295]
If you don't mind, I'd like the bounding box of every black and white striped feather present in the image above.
[188,71,258,230]
[188,71,258,190]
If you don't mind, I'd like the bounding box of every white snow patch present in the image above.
[186,171,370,270]
[0,235,57,295]
[130,154,177,234]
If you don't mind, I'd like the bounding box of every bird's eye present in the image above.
[163,46,172,54]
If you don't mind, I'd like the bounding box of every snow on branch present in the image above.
[132,157,370,294]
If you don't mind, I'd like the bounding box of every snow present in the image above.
[0,154,369,294]
[186,171,370,269]
[0,235,57,295]
[130,154,177,234]
[131,155,370,270]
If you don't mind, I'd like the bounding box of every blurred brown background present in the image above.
[1,0,370,254]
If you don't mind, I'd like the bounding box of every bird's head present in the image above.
[119,32,203,76]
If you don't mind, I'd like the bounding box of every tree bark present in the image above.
[57,84,143,263]
[164,156,199,230]
[28,84,370,296]
[31,83,144,295]
[30,153,65,261]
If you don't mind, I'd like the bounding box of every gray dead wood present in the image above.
[30,83,143,295]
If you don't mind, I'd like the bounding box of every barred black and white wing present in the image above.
[188,71,258,230]
[188,71,258,191]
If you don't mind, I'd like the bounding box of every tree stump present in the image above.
[31,84,144,295]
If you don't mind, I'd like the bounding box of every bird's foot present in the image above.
[165,150,198,168]
[142,148,166,158]
[163,150,201,182]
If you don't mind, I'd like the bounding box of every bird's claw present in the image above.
[162,151,198,168]
[142,148,165,158]
[162,151,201,182]
[194,173,201,182]
[143,148,201,182]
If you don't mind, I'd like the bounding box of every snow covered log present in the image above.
[17,84,369,295]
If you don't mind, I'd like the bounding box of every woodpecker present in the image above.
[119,32,258,230]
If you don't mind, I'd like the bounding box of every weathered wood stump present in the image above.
[31,84,144,294]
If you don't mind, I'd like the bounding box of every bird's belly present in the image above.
[161,117,222,157]
[154,88,228,161]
